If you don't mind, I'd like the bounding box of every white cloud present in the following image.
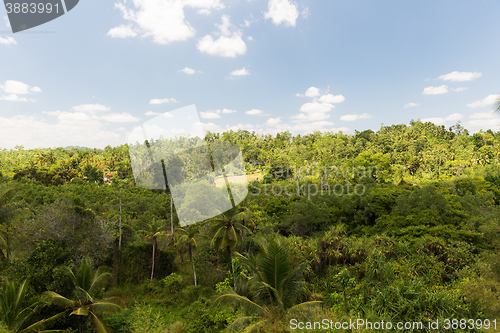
[292,112,330,122]
[0,36,16,46]
[438,71,481,82]
[465,112,500,129]
[149,98,177,104]
[0,80,41,101]
[99,113,140,122]
[200,122,223,132]
[107,24,138,38]
[445,113,462,121]
[246,109,263,115]
[0,94,28,102]
[179,67,201,74]
[304,86,320,98]
[247,36,253,41]
[229,67,250,77]
[291,87,345,126]
[266,117,281,126]
[200,110,221,119]
[423,85,448,95]
[340,113,371,121]
[465,118,500,129]
[301,7,309,18]
[243,20,251,27]
[216,14,232,36]
[145,111,174,117]
[294,100,335,121]
[110,0,225,44]
[470,112,499,119]
[2,80,31,94]
[197,15,246,57]
[318,94,345,104]
[421,113,463,125]
[72,104,111,113]
[299,102,335,113]
[199,108,236,118]
[197,34,246,57]
[404,102,419,108]
[466,94,500,109]
[197,8,212,15]
[223,123,255,132]
[4,16,10,28]
[264,0,299,27]
[452,87,467,92]
[274,121,339,133]
[0,112,123,149]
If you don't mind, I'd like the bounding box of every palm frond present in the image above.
[42,292,75,308]
[90,297,125,315]
[226,316,260,332]
[89,311,113,333]
[21,309,69,332]
[214,292,268,316]
[74,286,93,303]
[88,271,112,297]
[242,319,266,333]
[288,300,322,312]
[70,306,89,316]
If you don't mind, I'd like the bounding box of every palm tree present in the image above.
[495,95,500,113]
[0,277,66,332]
[140,219,165,280]
[210,212,249,258]
[234,200,257,252]
[176,226,207,286]
[42,259,125,333]
[214,236,321,332]
[210,211,250,286]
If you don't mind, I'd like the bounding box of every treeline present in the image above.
[1,120,499,185]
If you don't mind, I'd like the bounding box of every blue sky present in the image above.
[1,0,500,149]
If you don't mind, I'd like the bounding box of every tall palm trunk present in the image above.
[242,221,246,252]
[119,189,122,250]
[150,238,156,280]
[189,244,197,286]
[170,193,173,234]
[79,316,84,333]
[227,245,235,288]
[5,233,10,262]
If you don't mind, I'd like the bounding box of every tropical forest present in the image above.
[0,119,499,332]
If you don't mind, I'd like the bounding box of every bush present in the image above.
[8,239,74,298]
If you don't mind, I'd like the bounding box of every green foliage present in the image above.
[215,235,321,331]
[1,124,500,331]
[8,239,74,297]
[161,273,183,294]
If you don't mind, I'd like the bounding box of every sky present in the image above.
[1,0,500,149]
